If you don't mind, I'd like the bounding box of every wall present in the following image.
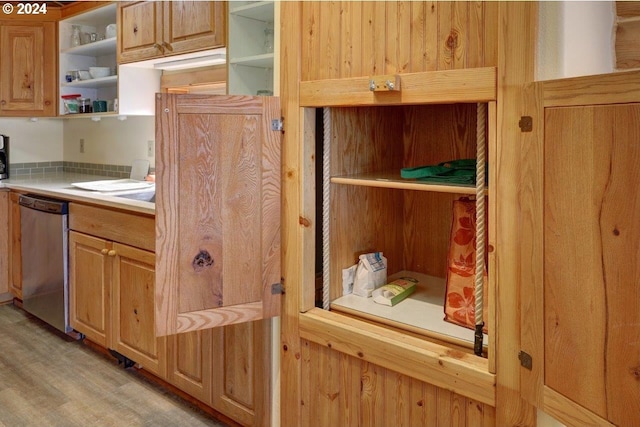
[63,116,155,168]
[537,1,615,81]
[0,118,63,163]
[1,115,154,170]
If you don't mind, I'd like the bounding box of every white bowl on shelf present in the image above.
[78,70,91,80]
[89,67,111,79]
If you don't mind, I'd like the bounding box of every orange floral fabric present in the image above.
[444,198,488,332]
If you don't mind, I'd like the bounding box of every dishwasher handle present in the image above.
[19,194,68,215]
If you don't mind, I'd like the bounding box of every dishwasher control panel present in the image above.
[19,194,69,215]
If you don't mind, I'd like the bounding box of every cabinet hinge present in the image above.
[271,281,285,295]
[518,350,533,370]
[271,118,284,132]
[519,116,533,132]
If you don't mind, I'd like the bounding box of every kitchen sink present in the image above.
[114,190,155,203]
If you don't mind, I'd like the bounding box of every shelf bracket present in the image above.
[271,118,284,132]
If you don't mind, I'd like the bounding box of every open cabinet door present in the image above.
[520,71,640,427]
[155,94,281,336]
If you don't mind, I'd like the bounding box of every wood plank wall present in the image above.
[300,339,495,427]
[615,1,640,70]
[301,1,498,81]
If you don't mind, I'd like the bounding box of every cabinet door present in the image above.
[155,94,281,336]
[166,329,212,405]
[521,71,640,427]
[69,231,111,347]
[0,22,56,116]
[8,192,21,298]
[0,191,8,299]
[117,1,163,63]
[163,1,226,55]
[211,320,270,427]
[111,242,166,378]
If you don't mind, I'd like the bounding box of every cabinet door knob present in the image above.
[101,248,109,255]
[108,250,116,257]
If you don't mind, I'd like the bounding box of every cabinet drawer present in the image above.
[69,203,154,252]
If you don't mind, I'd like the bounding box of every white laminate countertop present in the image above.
[0,173,155,216]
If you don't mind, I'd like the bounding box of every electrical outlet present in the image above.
[147,140,154,157]
[80,138,85,153]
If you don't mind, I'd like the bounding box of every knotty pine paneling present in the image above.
[301,339,495,427]
[301,1,498,81]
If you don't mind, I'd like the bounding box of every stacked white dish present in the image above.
[89,67,111,79]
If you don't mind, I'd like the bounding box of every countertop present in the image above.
[0,172,155,216]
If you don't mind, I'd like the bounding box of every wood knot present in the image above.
[192,250,213,271]
[446,30,459,49]
[417,400,424,407]
[299,216,311,227]
[613,227,620,236]
[630,365,640,380]
[357,351,364,358]
[283,344,288,352]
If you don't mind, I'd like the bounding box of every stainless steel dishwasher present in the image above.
[19,194,72,335]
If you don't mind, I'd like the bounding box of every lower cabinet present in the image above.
[0,190,9,300]
[69,202,270,427]
[8,192,21,299]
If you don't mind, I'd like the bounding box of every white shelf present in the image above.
[230,53,274,69]
[331,270,488,348]
[229,1,274,22]
[61,37,116,57]
[62,75,117,89]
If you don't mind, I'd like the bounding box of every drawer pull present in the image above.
[101,249,109,255]
[108,250,116,257]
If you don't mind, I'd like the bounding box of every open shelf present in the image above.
[62,75,117,89]
[230,53,275,69]
[331,171,480,194]
[229,1,274,21]
[61,37,116,56]
[331,270,488,349]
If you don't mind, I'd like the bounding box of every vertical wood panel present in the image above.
[437,2,453,70]
[468,2,484,68]
[301,341,497,426]
[410,2,426,72]
[452,1,468,69]
[424,2,439,71]
[301,1,498,80]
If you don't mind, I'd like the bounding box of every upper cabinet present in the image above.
[118,1,226,64]
[227,1,277,96]
[0,21,56,117]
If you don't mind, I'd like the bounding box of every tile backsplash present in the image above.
[10,161,154,179]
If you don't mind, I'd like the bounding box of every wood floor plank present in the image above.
[0,303,228,427]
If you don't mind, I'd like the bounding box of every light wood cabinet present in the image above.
[69,203,164,377]
[155,93,282,336]
[211,320,271,427]
[118,1,226,64]
[520,70,640,427]
[69,230,111,347]
[111,242,166,377]
[9,192,22,299]
[0,190,9,300]
[166,329,212,405]
[0,21,56,117]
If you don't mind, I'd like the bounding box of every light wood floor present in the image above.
[0,303,229,427]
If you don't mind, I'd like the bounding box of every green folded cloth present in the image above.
[401,159,485,185]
